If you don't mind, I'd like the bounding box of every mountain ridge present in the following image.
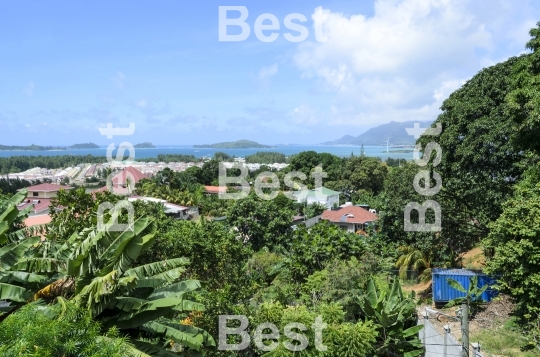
[321,120,434,145]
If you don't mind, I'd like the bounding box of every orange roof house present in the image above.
[321,203,378,234]
[17,183,73,215]
[204,185,227,194]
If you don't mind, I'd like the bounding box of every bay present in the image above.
[0,145,414,161]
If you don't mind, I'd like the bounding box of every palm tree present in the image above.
[395,245,433,283]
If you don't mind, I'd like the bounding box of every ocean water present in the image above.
[0,145,414,161]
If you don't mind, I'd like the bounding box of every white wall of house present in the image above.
[304,193,339,209]
[332,222,371,233]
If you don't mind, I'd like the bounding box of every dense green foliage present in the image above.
[284,222,366,283]
[417,56,537,252]
[506,22,540,155]
[0,301,130,356]
[0,177,44,194]
[484,164,540,323]
[245,151,287,164]
[0,191,215,356]
[0,155,107,174]
[213,151,233,161]
[227,193,294,251]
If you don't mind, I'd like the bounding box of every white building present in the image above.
[292,186,340,209]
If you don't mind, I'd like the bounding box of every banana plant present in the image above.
[0,188,33,244]
[0,189,215,355]
[445,275,488,315]
[37,216,215,355]
[357,278,424,357]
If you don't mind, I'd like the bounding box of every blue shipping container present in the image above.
[432,268,497,303]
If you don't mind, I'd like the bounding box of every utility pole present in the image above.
[461,301,469,357]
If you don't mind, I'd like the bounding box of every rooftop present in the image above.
[204,185,227,194]
[321,205,377,224]
[112,166,148,186]
[292,186,341,199]
[22,183,73,192]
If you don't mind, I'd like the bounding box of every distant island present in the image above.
[194,140,274,149]
[68,143,99,149]
[0,144,65,151]
[134,142,156,148]
[321,120,434,146]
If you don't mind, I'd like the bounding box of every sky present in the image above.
[0,0,539,146]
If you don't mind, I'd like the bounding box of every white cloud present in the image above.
[136,99,148,108]
[257,63,279,89]
[23,82,35,96]
[292,0,540,127]
[112,71,126,88]
[291,105,321,126]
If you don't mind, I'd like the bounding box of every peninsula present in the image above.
[193,140,274,149]
[68,143,100,149]
[134,142,156,148]
[0,144,66,151]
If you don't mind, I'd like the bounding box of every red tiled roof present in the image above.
[321,206,377,224]
[23,183,72,192]
[112,167,148,187]
[204,185,226,194]
[17,198,52,214]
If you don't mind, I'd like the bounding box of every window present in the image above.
[32,192,39,197]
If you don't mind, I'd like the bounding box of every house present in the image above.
[321,202,378,234]
[204,185,227,194]
[127,196,197,220]
[17,183,73,215]
[292,186,340,209]
[97,166,148,195]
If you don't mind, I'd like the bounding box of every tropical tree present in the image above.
[0,189,215,355]
[227,193,294,251]
[416,55,537,254]
[283,221,366,283]
[484,164,540,323]
[357,278,423,357]
[395,246,433,283]
[506,22,540,154]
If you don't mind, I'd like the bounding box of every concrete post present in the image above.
[444,325,450,357]
[472,342,481,357]
[462,302,469,357]
[422,311,429,346]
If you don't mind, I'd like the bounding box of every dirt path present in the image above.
[459,247,485,268]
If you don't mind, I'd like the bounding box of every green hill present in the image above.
[134,142,156,148]
[68,143,99,149]
[193,140,274,149]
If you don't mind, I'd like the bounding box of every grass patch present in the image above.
[472,318,536,357]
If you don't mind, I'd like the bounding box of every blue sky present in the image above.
[1,0,539,146]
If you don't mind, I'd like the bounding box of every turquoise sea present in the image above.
[0,145,414,161]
